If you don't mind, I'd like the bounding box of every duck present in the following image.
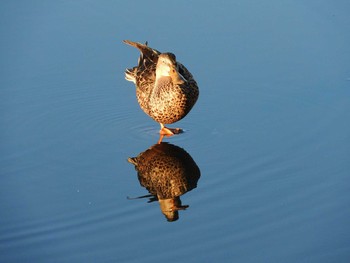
[128,142,201,221]
[123,40,199,136]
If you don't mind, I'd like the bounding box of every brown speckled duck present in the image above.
[128,142,201,221]
[123,40,199,136]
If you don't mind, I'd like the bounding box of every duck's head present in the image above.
[156,53,186,85]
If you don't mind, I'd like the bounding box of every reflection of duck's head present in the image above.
[159,197,188,222]
[128,142,200,222]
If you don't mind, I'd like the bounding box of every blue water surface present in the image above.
[1,1,350,262]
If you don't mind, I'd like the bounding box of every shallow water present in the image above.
[1,1,350,262]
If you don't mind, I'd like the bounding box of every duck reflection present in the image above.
[128,142,201,222]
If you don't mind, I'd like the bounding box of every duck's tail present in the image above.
[123,40,161,83]
[123,40,160,65]
[124,67,136,83]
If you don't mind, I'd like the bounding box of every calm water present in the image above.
[1,1,350,262]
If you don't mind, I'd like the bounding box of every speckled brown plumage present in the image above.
[128,143,200,200]
[123,40,199,126]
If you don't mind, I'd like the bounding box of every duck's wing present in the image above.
[177,62,198,86]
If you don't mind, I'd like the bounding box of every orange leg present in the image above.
[159,123,183,136]
[157,134,165,144]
